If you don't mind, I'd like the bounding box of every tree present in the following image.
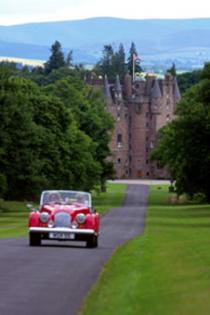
[127,42,142,76]
[177,69,201,93]
[112,43,126,80]
[44,40,65,74]
[43,77,114,189]
[98,44,115,79]
[167,63,177,77]
[0,68,104,200]
[151,63,210,200]
[66,50,73,67]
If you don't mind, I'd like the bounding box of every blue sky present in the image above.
[1,0,210,25]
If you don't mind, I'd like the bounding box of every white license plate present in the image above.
[49,232,75,240]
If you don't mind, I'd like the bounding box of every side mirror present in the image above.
[26,203,33,210]
[26,203,38,212]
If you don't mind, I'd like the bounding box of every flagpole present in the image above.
[132,54,135,82]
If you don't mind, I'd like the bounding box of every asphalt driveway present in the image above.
[0,184,148,315]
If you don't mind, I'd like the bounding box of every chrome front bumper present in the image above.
[29,227,96,235]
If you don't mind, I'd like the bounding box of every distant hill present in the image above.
[1,17,210,69]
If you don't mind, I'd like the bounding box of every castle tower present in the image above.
[104,75,129,178]
[124,72,132,100]
[127,78,150,178]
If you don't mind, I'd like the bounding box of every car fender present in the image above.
[85,213,100,232]
[29,212,40,227]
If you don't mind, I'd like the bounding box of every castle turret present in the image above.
[103,75,112,104]
[114,75,122,101]
[150,78,162,114]
[173,76,181,103]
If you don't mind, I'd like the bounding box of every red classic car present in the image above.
[28,190,100,247]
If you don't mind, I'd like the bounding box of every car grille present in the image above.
[54,212,71,228]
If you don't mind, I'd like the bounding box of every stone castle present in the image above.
[88,72,181,179]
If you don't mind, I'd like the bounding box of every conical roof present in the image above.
[151,79,162,98]
[173,77,181,100]
[103,74,112,100]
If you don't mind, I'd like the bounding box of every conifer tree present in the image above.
[112,43,126,80]
[167,63,177,77]
[127,42,142,76]
[44,40,65,74]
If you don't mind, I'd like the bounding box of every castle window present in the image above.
[166,114,170,121]
[117,158,121,164]
[117,133,122,148]
[117,113,120,121]
[117,133,122,143]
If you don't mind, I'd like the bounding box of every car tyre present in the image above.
[86,235,98,248]
[29,233,41,246]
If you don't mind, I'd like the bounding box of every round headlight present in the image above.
[40,212,49,223]
[76,213,86,224]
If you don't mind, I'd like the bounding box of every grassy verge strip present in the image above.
[80,185,210,315]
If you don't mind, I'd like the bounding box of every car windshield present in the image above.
[40,190,91,207]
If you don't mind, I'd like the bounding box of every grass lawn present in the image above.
[0,183,127,238]
[80,185,210,315]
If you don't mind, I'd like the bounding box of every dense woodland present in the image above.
[0,41,114,200]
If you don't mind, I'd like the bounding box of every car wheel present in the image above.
[86,235,98,248]
[29,233,41,246]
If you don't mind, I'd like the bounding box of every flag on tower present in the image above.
[133,53,141,62]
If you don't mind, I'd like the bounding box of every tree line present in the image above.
[93,42,142,81]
